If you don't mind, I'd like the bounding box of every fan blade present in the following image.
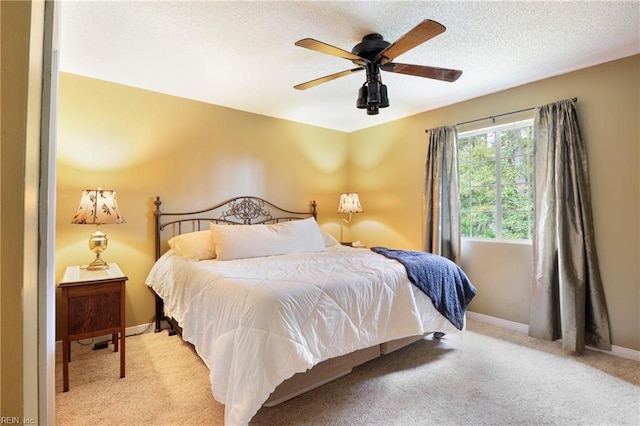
[294,67,364,90]
[375,20,446,64]
[295,38,369,67]
[381,63,462,82]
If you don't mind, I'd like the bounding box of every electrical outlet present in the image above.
[93,341,109,350]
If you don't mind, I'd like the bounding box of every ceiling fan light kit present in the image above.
[357,81,389,115]
[294,19,463,115]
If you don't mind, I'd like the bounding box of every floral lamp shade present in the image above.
[337,192,363,214]
[71,189,125,225]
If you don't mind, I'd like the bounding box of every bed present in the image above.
[145,196,476,425]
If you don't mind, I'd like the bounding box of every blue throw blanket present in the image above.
[371,247,477,330]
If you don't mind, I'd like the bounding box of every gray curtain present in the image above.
[423,126,461,264]
[529,99,611,353]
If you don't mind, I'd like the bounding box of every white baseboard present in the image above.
[467,311,529,334]
[589,343,640,361]
[467,311,640,361]
[55,322,155,351]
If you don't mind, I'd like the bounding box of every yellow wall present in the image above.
[56,56,639,352]
[55,73,349,334]
[349,55,640,351]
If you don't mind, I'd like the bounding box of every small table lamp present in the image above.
[337,192,363,244]
[71,189,125,270]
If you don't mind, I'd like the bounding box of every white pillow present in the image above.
[322,231,340,247]
[210,217,325,261]
[167,230,215,260]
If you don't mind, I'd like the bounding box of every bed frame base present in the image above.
[156,316,435,409]
[263,345,381,407]
[380,334,426,354]
[263,333,433,408]
[154,310,433,408]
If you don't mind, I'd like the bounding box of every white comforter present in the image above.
[146,245,460,425]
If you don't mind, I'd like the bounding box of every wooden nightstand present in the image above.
[59,263,127,392]
[341,241,367,248]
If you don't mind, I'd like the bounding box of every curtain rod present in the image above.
[425,97,578,133]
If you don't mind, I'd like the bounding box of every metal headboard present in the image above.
[153,196,318,260]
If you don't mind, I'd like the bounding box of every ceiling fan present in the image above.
[293,19,463,115]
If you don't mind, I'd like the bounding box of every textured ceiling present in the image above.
[59,1,640,132]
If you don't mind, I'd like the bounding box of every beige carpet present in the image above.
[56,320,640,425]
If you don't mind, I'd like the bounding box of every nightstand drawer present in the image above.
[66,281,123,336]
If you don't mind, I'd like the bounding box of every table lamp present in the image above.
[71,189,125,270]
[337,192,363,244]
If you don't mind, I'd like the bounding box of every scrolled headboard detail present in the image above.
[153,196,318,260]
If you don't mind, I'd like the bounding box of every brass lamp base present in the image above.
[87,255,109,271]
[87,229,110,270]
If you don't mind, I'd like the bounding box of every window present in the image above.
[458,119,534,240]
